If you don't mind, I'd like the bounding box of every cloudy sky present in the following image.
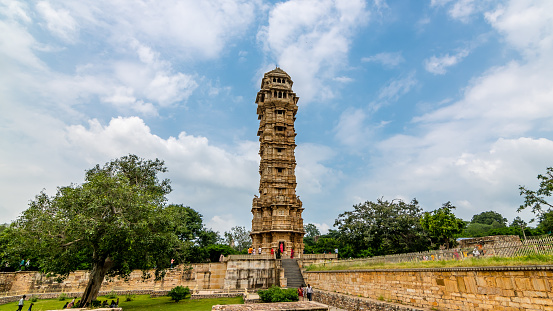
[1,0,552,234]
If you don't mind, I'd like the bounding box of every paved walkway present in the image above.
[213,301,340,311]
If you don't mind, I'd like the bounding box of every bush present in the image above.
[257,286,298,303]
[168,286,190,302]
[58,293,67,301]
[30,295,39,302]
[125,293,136,301]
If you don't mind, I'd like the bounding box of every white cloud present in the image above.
[70,0,259,59]
[36,1,79,42]
[258,0,370,103]
[311,222,331,234]
[377,72,417,102]
[207,215,239,233]
[362,52,404,68]
[66,117,259,189]
[334,108,371,149]
[448,0,475,22]
[424,49,470,75]
[296,143,342,195]
[0,20,46,70]
[0,0,31,23]
[431,0,493,23]
[333,76,353,83]
[418,60,553,129]
[485,0,553,58]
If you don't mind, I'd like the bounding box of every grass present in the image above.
[306,254,553,271]
[0,294,243,311]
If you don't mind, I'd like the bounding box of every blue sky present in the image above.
[1,0,553,234]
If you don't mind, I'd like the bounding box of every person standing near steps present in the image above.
[306,284,313,301]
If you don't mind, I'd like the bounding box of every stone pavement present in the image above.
[213,301,333,311]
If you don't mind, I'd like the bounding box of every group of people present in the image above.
[101,299,119,308]
[248,247,263,255]
[296,284,313,301]
[19,259,30,271]
[248,247,296,259]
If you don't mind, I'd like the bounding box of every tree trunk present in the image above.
[80,257,113,307]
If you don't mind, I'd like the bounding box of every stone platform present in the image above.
[212,301,329,311]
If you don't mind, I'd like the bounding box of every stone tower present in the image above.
[251,68,304,256]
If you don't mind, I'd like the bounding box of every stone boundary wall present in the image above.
[305,265,553,310]
[313,289,426,311]
[0,262,226,297]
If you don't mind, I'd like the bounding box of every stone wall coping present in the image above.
[305,264,553,273]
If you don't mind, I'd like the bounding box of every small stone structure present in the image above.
[251,68,305,256]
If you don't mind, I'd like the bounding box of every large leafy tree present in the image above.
[471,211,508,227]
[334,198,430,257]
[519,167,553,228]
[303,224,321,238]
[10,155,186,306]
[420,202,466,249]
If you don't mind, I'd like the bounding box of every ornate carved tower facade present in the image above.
[251,68,304,256]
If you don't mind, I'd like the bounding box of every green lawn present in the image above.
[307,254,553,271]
[0,294,243,311]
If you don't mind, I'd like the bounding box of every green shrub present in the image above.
[58,293,67,301]
[257,286,298,303]
[125,293,136,301]
[168,286,190,302]
[106,290,117,299]
[30,295,39,302]
[91,299,101,307]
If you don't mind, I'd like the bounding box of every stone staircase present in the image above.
[281,259,305,288]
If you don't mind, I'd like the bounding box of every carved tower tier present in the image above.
[251,68,304,256]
